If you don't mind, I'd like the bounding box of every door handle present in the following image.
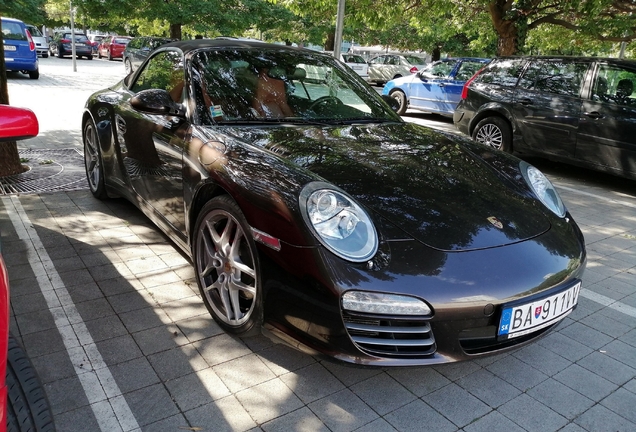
[519,98,533,105]
[438,83,445,87]
[584,111,603,119]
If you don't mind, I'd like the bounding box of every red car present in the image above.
[97,36,131,60]
[0,105,54,431]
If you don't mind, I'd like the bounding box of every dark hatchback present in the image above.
[82,40,586,366]
[49,31,93,59]
[454,56,636,179]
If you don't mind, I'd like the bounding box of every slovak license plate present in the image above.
[4,45,16,51]
[76,43,85,46]
[498,281,581,339]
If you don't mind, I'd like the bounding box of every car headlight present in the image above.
[342,291,432,315]
[520,161,566,218]
[300,182,378,262]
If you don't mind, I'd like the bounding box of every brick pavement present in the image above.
[2,57,635,432]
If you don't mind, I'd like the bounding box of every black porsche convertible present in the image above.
[82,39,586,366]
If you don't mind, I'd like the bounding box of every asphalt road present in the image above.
[2,55,636,432]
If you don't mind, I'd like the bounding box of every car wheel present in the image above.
[87,55,93,61]
[6,335,55,432]
[393,74,403,80]
[108,51,113,61]
[124,58,133,75]
[193,196,262,336]
[42,53,48,58]
[472,117,512,152]
[98,51,102,59]
[83,119,108,199]
[390,90,407,115]
[28,68,39,80]
[56,48,63,58]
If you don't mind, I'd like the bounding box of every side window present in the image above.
[387,56,399,66]
[593,64,636,106]
[429,60,457,78]
[477,59,524,87]
[130,50,185,102]
[455,61,485,81]
[520,60,587,97]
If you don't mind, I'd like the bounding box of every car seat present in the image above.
[615,79,633,105]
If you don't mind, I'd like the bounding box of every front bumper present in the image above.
[261,214,586,366]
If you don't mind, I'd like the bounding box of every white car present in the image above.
[340,54,370,82]
[26,24,48,58]
[368,54,427,86]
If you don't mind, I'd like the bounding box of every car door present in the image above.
[512,59,589,158]
[409,59,458,113]
[368,55,386,83]
[576,62,636,176]
[117,49,188,233]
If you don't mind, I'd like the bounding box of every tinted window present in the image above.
[455,60,487,81]
[1,21,26,41]
[369,56,384,65]
[404,56,425,65]
[114,38,130,44]
[519,60,587,96]
[342,54,366,64]
[128,38,142,49]
[593,64,636,106]
[131,50,185,102]
[476,59,524,87]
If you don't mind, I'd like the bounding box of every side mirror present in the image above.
[381,95,400,112]
[130,89,185,116]
[0,105,39,142]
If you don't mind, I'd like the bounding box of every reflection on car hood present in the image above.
[223,122,550,252]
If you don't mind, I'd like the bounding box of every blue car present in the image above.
[1,17,39,79]
[383,57,489,116]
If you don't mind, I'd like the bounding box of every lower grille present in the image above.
[343,313,436,359]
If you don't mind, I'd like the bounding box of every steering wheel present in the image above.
[309,95,341,110]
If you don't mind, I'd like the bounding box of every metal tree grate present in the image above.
[0,149,89,195]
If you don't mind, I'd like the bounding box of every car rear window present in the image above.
[63,34,89,43]
[2,21,26,41]
[404,56,425,65]
[476,59,525,87]
[114,38,130,44]
[26,25,43,37]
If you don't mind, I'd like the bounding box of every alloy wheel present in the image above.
[475,123,503,150]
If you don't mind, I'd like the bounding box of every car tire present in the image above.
[6,335,55,432]
[472,117,512,152]
[124,58,133,75]
[393,74,403,80]
[87,55,93,61]
[193,196,262,336]
[108,51,112,61]
[390,90,407,115]
[28,68,39,80]
[56,48,63,59]
[98,51,102,59]
[42,53,48,58]
[83,119,108,199]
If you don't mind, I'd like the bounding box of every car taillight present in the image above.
[25,29,35,51]
[460,67,485,99]
[409,66,418,73]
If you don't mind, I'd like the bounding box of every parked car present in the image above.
[1,17,39,79]
[0,105,55,431]
[454,56,636,180]
[25,24,48,58]
[97,35,131,60]
[48,31,93,59]
[88,34,107,56]
[383,57,490,116]
[82,39,586,366]
[367,54,427,86]
[122,36,174,74]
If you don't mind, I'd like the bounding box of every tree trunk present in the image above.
[0,25,27,178]
[324,31,335,51]
[170,23,182,40]
[488,0,520,56]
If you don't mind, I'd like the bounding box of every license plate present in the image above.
[3,45,16,51]
[498,282,581,339]
[76,43,85,46]
[351,66,362,70]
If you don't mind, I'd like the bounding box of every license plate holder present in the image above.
[4,45,17,51]
[498,281,581,339]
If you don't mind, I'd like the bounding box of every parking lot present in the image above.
[2,56,636,432]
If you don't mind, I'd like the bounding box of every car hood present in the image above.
[223,122,551,252]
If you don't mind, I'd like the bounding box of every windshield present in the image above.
[191,48,401,126]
